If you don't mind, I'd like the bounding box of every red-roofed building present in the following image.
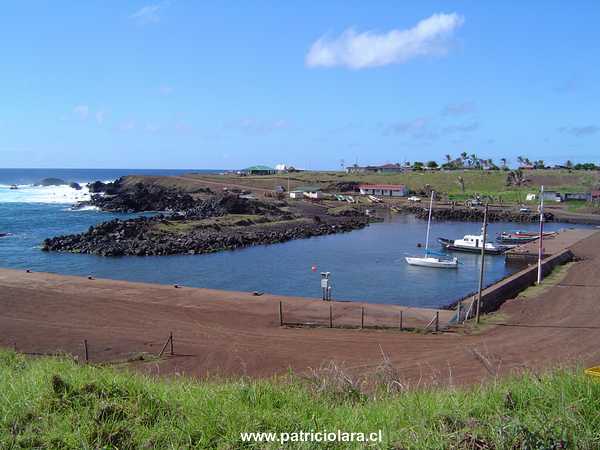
[591,190,600,203]
[359,184,407,197]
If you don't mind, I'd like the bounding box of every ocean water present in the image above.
[0,169,590,307]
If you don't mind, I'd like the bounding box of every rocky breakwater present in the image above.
[403,205,554,223]
[43,194,370,256]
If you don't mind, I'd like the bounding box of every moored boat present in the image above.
[438,235,507,255]
[496,230,557,244]
[406,255,458,268]
[405,191,459,269]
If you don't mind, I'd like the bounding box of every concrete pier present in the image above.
[505,228,597,263]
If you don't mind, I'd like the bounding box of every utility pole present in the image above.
[476,203,489,324]
[537,185,545,284]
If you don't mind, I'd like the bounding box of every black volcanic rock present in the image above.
[69,182,82,190]
[87,179,122,194]
[42,213,369,257]
[403,205,553,223]
[87,183,198,213]
[36,178,67,186]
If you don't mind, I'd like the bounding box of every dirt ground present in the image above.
[2,230,600,385]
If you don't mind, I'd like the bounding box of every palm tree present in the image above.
[445,154,452,164]
[500,158,507,169]
[457,176,465,192]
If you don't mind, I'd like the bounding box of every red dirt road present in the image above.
[2,230,600,385]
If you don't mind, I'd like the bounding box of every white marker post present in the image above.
[537,185,544,284]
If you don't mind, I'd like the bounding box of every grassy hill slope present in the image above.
[122,169,600,203]
[1,350,599,449]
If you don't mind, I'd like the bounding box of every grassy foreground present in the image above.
[1,350,600,449]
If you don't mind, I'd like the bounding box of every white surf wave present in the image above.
[0,182,93,204]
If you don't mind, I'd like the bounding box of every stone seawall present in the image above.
[451,249,574,320]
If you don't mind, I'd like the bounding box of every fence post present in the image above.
[457,302,462,323]
[159,334,170,357]
[169,332,174,356]
[435,311,439,333]
[83,339,89,363]
[399,310,403,330]
[329,304,333,328]
[361,306,364,329]
[279,301,283,326]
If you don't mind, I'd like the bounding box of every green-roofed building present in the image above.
[241,165,276,175]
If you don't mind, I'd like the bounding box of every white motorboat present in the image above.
[405,191,459,269]
[438,234,507,255]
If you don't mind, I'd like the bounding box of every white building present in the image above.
[358,184,407,197]
[289,186,324,199]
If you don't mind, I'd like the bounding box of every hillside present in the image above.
[119,169,600,203]
[1,350,599,449]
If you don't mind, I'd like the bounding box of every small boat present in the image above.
[405,255,458,268]
[346,196,355,203]
[368,195,382,203]
[512,230,557,238]
[438,235,507,255]
[496,230,557,244]
[9,184,18,190]
[406,191,459,269]
[496,233,539,244]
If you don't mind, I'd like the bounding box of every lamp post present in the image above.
[537,185,545,284]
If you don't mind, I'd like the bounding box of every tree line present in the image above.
[408,154,598,171]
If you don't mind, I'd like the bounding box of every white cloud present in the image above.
[443,122,479,133]
[145,123,161,133]
[229,118,290,135]
[95,110,106,125]
[159,85,174,95]
[384,117,432,138]
[73,105,89,120]
[306,13,464,69]
[130,2,170,25]
[559,125,599,137]
[118,120,136,131]
[384,116,479,140]
[174,121,192,132]
[441,101,475,116]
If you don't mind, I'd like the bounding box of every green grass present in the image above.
[2,350,600,449]
[153,215,265,233]
[124,170,600,205]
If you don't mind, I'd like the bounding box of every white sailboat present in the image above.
[405,191,459,269]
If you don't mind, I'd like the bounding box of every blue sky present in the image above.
[1,1,599,169]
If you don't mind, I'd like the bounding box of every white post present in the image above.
[537,185,544,284]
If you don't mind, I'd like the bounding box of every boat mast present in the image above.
[424,190,434,255]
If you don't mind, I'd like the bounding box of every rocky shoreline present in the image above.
[401,205,554,223]
[42,215,369,256]
[44,187,370,256]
